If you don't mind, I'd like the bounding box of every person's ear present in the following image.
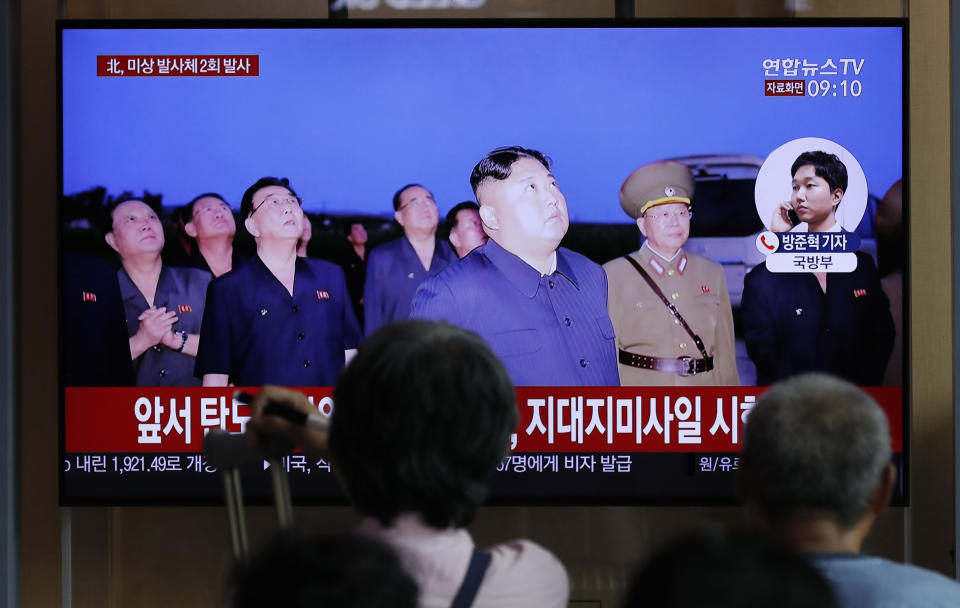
[832,188,844,208]
[479,205,499,231]
[449,229,462,249]
[394,209,405,227]
[636,216,648,238]
[105,232,119,253]
[184,221,198,238]
[244,217,260,238]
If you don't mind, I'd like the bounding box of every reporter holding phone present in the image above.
[742,151,894,385]
[769,151,844,233]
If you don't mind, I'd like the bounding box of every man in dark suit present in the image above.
[410,146,618,386]
[741,151,894,385]
[363,184,456,336]
[196,177,361,387]
[62,252,135,386]
[181,193,246,277]
[445,201,487,259]
[105,198,211,387]
[336,222,368,327]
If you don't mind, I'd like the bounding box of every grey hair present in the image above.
[741,373,892,528]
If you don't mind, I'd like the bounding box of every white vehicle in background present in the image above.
[669,154,768,308]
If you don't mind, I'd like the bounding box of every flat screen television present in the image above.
[59,19,907,505]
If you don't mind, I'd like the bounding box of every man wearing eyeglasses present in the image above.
[603,161,739,386]
[196,177,361,387]
[363,183,456,336]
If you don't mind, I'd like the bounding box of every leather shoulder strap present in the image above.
[621,255,709,359]
[450,547,491,608]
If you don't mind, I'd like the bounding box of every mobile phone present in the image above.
[787,209,801,227]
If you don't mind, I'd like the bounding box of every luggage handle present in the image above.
[204,429,295,561]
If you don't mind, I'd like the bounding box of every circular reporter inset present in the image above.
[754,137,868,232]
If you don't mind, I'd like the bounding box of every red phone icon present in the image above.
[760,234,776,251]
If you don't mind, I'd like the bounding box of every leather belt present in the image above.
[618,349,714,377]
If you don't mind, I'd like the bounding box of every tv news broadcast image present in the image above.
[59,20,906,504]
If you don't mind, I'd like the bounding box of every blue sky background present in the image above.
[62,25,903,223]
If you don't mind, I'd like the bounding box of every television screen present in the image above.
[59,19,906,504]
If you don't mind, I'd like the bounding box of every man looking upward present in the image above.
[197,177,360,387]
[104,198,210,386]
[183,193,244,277]
[363,183,455,336]
[411,146,618,386]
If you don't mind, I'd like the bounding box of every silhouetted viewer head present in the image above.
[739,372,892,529]
[229,530,418,608]
[622,529,837,608]
[330,320,517,529]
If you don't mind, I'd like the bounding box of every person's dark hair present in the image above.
[392,183,429,211]
[240,177,297,219]
[445,201,480,231]
[622,529,837,608]
[172,203,193,227]
[229,530,418,608]
[101,195,163,235]
[469,146,551,196]
[185,192,230,221]
[875,179,903,276]
[791,150,848,194]
[740,373,891,529]
[330,320,517,529]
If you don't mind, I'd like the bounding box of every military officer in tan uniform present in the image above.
[604,161,739,386]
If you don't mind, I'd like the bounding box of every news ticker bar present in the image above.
[65,386,903,454]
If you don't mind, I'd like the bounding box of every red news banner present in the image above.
[66,386,903,454]
[96,55,259,77]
